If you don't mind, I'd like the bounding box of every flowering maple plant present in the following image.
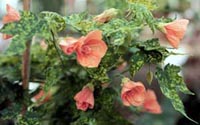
[0,1,197,124]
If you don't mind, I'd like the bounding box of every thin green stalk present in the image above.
[50,30,65,70]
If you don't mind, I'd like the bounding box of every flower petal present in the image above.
[85,39,108,58]
[59,37,79,55]
[121,80,146,107]
[76,52,101,68]
[143,89,162,114]
[85,30,102,42]
[165,19,189,38]
[166,33,180,48]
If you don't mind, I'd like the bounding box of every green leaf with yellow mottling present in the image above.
[128,3,156,32]
[5,35,26,55]
[155,64,197,123]
[130,51,146,76]
[39,11,66,32]
[137,38,169,63]
[130,39,169,76]
[127,0,157,10]
[0,11,51,55]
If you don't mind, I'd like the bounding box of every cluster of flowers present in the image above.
[73,77,162,114]
[2,4,189,114]
[33,78,162,114]
[121,78,161,114]
[3,4,189,49]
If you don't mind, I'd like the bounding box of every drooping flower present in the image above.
[76,30,108,68]
[2,4,20,40]
[158,19,189,48]
[3,4,20,24]
[2,34,13,40]
[143,89,162,114]
[121,78,146,107]
[31,90,51,105]
[74,85,94,111]
[59,30,108,68]
[59,37,79,55]
[94,8,118,23]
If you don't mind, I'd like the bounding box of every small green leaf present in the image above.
[127,0,157,10]
[146,71,153,85]
[66,12,96,33]
[44,66,62,92]
[138,38,161,51]
[39,11,66,32]
[86,66,110,84]
[130,52,146,76]
[100,19,141,46]
[129,47,140,53]
[128,3,156,32]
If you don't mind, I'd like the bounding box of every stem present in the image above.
[50,31,65,69]
[22,42,31,89]
[22,0,32,89]
[23,0,31,11]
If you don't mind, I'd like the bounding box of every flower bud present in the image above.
[94,8,118,23]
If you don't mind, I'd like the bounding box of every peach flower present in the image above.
[59,37,79,55]
[143,89,162,114]
[75,30,108,68]
[60,30,108,68]
[121,78,146,107]
[3,4,20,24]
[159,19,189,48]
[2,34,13,40]
[74,85,94,111]
[2,4,20,40]
[31,90,51,105]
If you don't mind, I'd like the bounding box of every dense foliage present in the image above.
[0,0,196,124]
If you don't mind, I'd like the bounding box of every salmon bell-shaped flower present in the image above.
[2,4,20,40]
[31,90,52,105]
[94,8,118,23]
[59,37,79,55]
[31,86,58,105]
[3,4,20,24]
[74,84,94,111]
[143,89,162,114]
[158,19,189,48]
[2,34,13,40]
[75,30,108,68]
[60,30,108,68]
[121,78,146,107]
